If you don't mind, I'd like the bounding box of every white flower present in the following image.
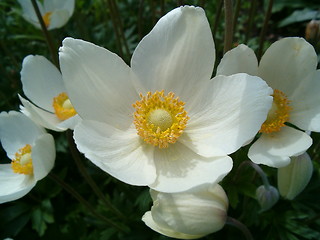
[277,152,313,200]
[59,6,272,192]
[256,185,279,211]
[217,38,320,168]
[142,184,228,239]
[17,0,75,30]
[19,55,80,131]
[0,111,55,204]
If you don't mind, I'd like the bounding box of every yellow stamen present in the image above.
[11,144,33,175]
[260,89,292,134]
[133,90,189,148]
[53,92,77,120]
[42,11,52,28]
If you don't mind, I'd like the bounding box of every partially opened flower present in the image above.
[217,38,320,167]
[278,152,313,200]
[19,55,80,131]
[0,111,55,204]
[17,0,75,30]
[142,184,228,239]
[59,6,272,192]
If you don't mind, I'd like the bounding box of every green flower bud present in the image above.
[256,185,279,212]
[277,152,313,200]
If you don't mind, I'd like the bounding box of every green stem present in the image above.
[234,160,270,189]
[223,0,234,53]
[245,0,257,43]
[30,0,59,68]
[212,0,223,37]
[226,217,254,240]
[233,0,242,42]
[48,173,125,232]
[257,0,274,60]
[66,130,126,220]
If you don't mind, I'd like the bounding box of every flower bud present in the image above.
[277,152,313,200]
[256,185,279,212]
[142,184,228,239]
[305,20,320,41]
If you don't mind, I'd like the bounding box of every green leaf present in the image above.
[279,9,320,27]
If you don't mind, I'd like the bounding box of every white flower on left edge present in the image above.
[217,38,320,168]
[59,6,272,192]
[19,55,80,131]
[0,111,55,204]
[17,0,75,30]
[142,184,228,239]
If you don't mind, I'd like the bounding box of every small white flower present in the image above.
[0,111,55,204]
[142,184,228,239]
[19,55,80,131]
[17,0,75,30]
[217,38,320,167]
[59,6,272,192]
[277,152,313,200]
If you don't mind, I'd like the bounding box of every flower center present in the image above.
[42,11,52,28]
[52,92,77,120]
[259,89,292,134]
[11,144,33,175]
[133,90,189,148]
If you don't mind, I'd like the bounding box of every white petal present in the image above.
[149,142,232,193]
[32,134,56,181]
[290,70,320,132]
[19,96,65,132]
[47,10,71,30]
[131,6,215,99]
[21,55,65,112]
[56,114,81,130]
[142,212,203,239]
[0,164,36,204]
[0,111,45,159]
[181,73,273,157]
[17,0,43,28]
[248,126,312,168]
[73,120,156,186]
[258,37,318,96]
[59,38,138,129]
[216,44,258,76]
[44,0,75,14]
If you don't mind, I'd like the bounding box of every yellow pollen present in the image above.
[42,11,52,28]
[259,89,292,134]
[53,92,77,120]
[11,144,33,175]
[133,90,189,148]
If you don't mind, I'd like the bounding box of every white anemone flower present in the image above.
[217,38,320,168]
[19,55,80,131]
[142,184,228,239]
[17,0,75,30]
[0,111,55,204]
[59,6,272,192]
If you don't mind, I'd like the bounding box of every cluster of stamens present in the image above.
[52,92,77,120]
[42,12,52,28]
[259,89,292,134]
[11,144,33,175]
[133,90,189,148]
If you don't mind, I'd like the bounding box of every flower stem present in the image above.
[212,0,223,37]
[48,172,126,232]
[245,0,257,43]
[223,0,234,53]
[226,216,254,240]
[66,130,126,220]
[30,0,59,68]
[257,0,274,60]
[234,160,271,189]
